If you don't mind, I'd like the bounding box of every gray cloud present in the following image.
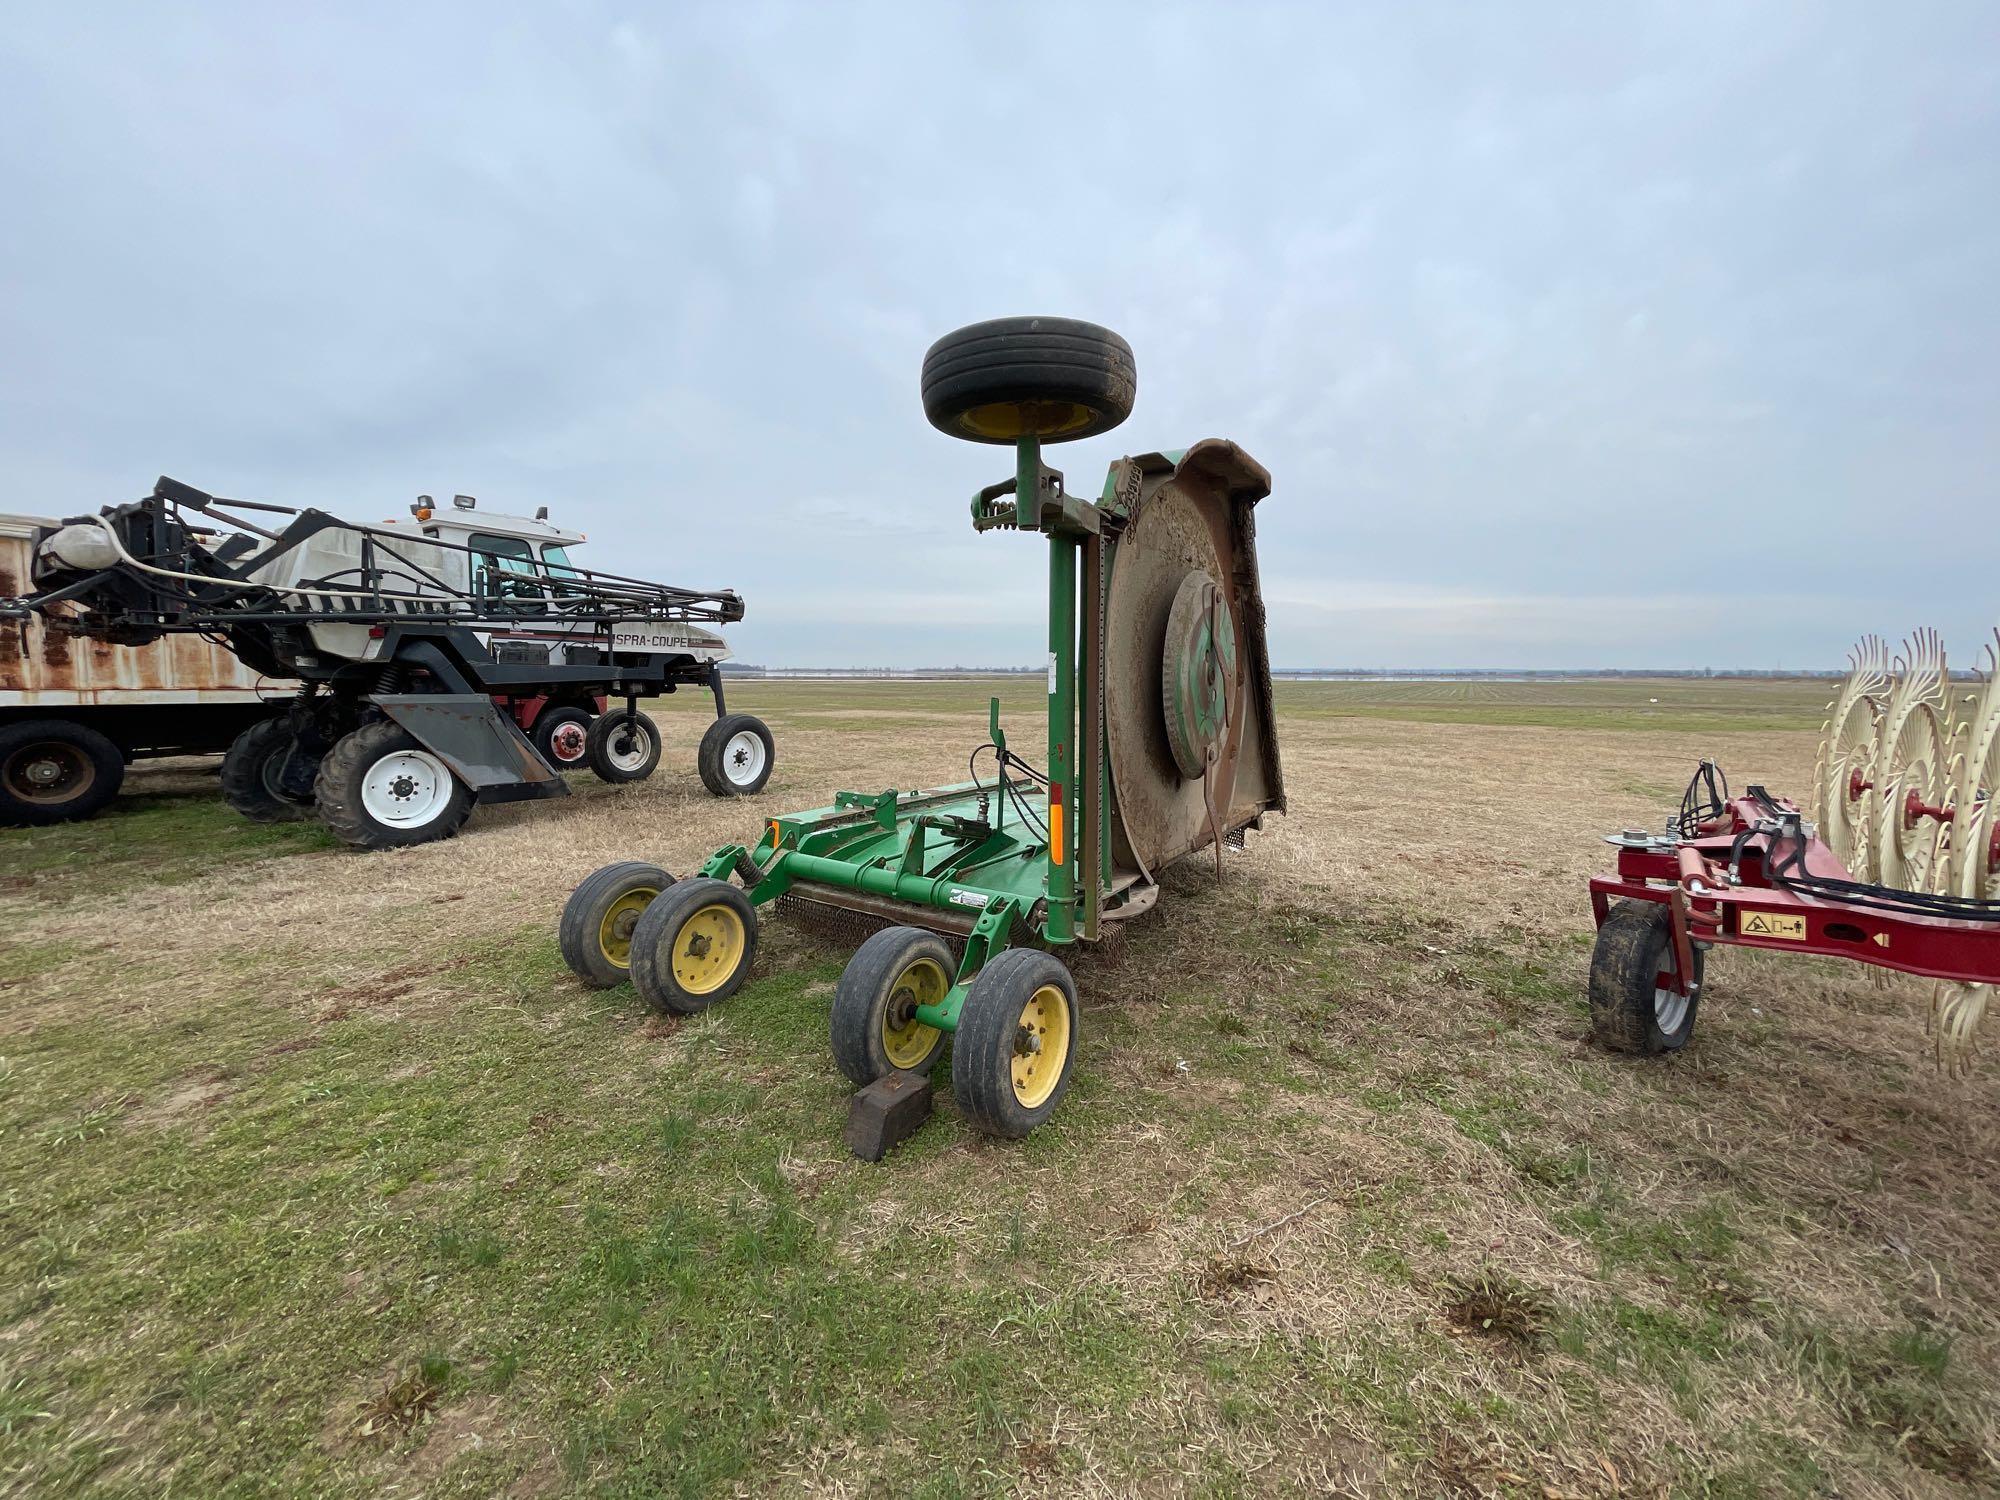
[3,2,1994,668]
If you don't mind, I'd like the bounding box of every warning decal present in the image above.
[1741,911,1807,941]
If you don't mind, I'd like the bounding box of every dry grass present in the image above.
[1,678,1996,1497]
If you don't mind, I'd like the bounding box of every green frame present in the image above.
[696,434,1180,1036]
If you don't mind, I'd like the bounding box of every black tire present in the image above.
[220,717,317,823]
[830,926,954,1086]
[0,719,124,826]
[628,877,758,1015]
[698,713,775,798]
[558,860,676,989]
[1588,901,1707,1056]
[921,317,1136,445]
[532,706,594,772]
[313,720,474,850]
[586,710,661,784]
[950,948,1078,1139]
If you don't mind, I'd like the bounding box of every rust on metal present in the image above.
[2,522,281,706]
[1103,439,1285,878]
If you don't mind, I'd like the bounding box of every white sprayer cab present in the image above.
[232,499,731,670]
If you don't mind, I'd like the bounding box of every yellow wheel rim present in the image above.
[881,958,947,1069]
[671,904,745,995]
[959,399,1099,441]
[1010,984,1071,1109]
[596,889,658,968]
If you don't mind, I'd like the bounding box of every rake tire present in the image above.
[1588,901,1705,1056]
[628,877,758,1016]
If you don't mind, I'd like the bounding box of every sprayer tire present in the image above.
[586,711,661,784]
[1588,901,1706,1055]
[698,714,775,797]
[314,720,474,850]
[532,706,594,771]
[921,317,1136,445]
[220,717,316,823]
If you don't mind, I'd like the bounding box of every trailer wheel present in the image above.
[559,860,676,989]
[1588,901,1707,1055]
[628,877,758,1015]
[314,720,474,850]
[532,706,593,771]
[922,317,1136,445]
[220,718,316,823]
[830,926,953,1085]
[951,948,1078,1138]
[698,713,774,797]
[0,719,124,826]
[586,710,661,784]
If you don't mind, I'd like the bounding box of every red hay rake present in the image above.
[1585,629,2000,1067]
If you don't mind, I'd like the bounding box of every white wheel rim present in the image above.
[607,723,652,772]
[360,749,455,827]
[723,729,766,786]
[1653,977,1690,1035]
[549,720,588,764]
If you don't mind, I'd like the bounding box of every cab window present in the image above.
[470,533,542,601]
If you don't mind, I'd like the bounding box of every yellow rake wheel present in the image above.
[1934,628,2000,1068]
[1008,983,1073,1110]
[1815,634,1889,874]
[670,905,747,996]
[599,891,656,969]
[1865,630,1950,889]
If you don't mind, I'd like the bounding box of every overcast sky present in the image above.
[3,3,1994,669]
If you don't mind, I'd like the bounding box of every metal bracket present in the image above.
[833,788,900,831]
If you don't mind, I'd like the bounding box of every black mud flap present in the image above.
[371,694,569,805]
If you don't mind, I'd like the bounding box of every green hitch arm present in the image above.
[1034,431,1078,947]
[989,695,1006,833]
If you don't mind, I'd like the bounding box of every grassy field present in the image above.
[2,678,1995,1498]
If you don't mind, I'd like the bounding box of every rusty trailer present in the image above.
[2,512,288,823]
